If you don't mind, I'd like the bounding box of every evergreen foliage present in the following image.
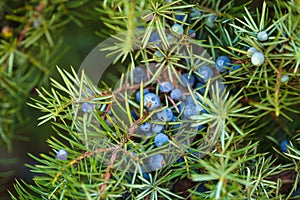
[3,0,300,199]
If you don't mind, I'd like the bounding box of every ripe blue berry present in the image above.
[130,109,139,120]
[195,82,205,95]
[136,89,150,104]
[171,24,184,35]
[138,122,151,133]
[292,187,300,198]
[177,156,184,163]
[148,154,165,171]
[56,149,68,160]
[196,65,214,83]
[151,121,164,133]
[196,184,207,192]
[170,88,182,101]
[157,108,173,122]
[257,31,268,42]
[141,167,150,179]
[175,10,186,22]
[154,133,169,147]
[183,104,195,117]
[251,52,265,66]
[280,139,290,152]
[215,56,231,72]
[82,102,94,113]
[144,93,161,111]
[133,67,147,84]
[159,81,173,93]
[229,65,242,74]
[149,31,160,43]
[181,73,195,87]
[188,29,196,38]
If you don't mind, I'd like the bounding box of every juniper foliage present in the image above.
[6,0,300,199]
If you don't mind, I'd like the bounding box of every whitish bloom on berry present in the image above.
[280,74,289,83]
[144,93,161,111]
[257,31,268,42]
[196,65,214,82]
[159,81,173,93]
[251,52,265,66]
[171,24,184,35]
[247,47,258,57]
[181,73,195,87]
[157,108,173,122]
[148,154,165,170]
[133,67,147,84]
[154,133,169,147]
[170,88,182,100]
[215,56,230,72]
[82,102,94,113]
[56,149,68,160]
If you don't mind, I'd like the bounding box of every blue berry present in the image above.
[154,133,169,147]
[159,81,173,93]
[195,82,205,94]
[141,167,150,179]
[181,73,195,87]
[175,10,186,22]
[171,117,182,130]
[251,52,265,66]
[170,88,182,101]
[148,154,165,171]
[188,29,196,38]
[136,89,150,104]
[229,65,242,74]
[177,156,184,163]
[82,102,94,113]
[177,102,186,112]
[144,93,161,111]
[215,56,231,72]
[280,74,289,83]
[257,31,268,42]
[183,99,203,117]
[185,95,196,105]
[280,139,290,152]
[151,121,164,133]
[56,149,68,160]
[171,24,184,35]
[157,108,173,122]
[138,122,151,133]
[81,87,93,98]
[133,67,147,84]
[189,8,201,20]
[149,31,160,43]
[130,109,139,120]
[196,183,207,192]
[292,187,300,198]
[196,65,214,83]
